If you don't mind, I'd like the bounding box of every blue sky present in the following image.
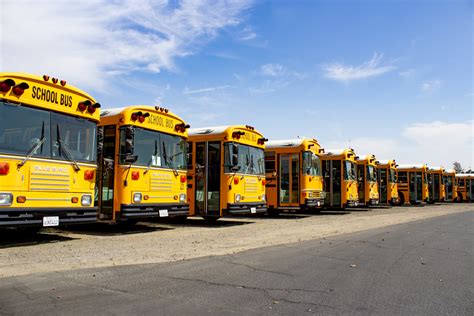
[1,0,473,169]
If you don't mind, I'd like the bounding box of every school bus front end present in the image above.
[0,72,100,227]
[455,174,474,202]
[187,125,267,220]
[443,170,457,202]
[376,160,399,205]
[322,149,359,209]
[397,164,429,205]
[98,106,189,223]
[356,154,380,207]
[264,139,325,213]
[427,167,446,203]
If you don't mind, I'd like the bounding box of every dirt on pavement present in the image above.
[0,203,472,278]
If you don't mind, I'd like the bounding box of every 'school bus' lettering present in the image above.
[31,86,73,107]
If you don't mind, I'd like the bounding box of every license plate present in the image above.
[250,207,257,214]
[43,216,59,227]
[159,209,169,217]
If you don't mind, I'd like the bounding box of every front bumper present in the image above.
[225,202,267,215]
[346,200,359,207]
[302,198,325,209]
[0,207,98,227]
[368,199,379,206]
[119,203,190,220]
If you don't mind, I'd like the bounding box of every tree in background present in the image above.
[453,161,464,173]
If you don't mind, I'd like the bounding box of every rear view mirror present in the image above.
[231,143,239,166]
[124,126,134,155]
[123,155,138,164]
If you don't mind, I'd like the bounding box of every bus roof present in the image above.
[188,125,265,148]
[265,138,320,149]
[444,169,456,174]
[428,166,444,171]
[397,164,427,170]
[455,173,474,178]
[377,159,396,166]
[0,72,100,122]
[100,105,188,137]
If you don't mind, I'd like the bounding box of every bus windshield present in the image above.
[0,101,96,163]
[344,160,356,180]
[120,126,186,170]
[302,151,322,176]
[389,168,397,183]
[224,143,265,175]
[366,165,377,182]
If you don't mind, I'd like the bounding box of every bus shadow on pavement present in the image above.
[158,218,255,228]
[60,222,174,236]
[0,229,78,249]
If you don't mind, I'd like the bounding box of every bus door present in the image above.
[379,168,388,203]
[278,154,299,207]
[195,142,221,217]
[433,174,440,201]
[323,160,341,207]
[409,172,417,203]
[97,125,116,219]
[468,179,473,201]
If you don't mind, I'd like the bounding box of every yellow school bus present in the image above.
[356,154,380,206]
[376,159,399,205]
[187,125,267,220]
[442,169,458,202]
[97,106,189,223]
[322,148,359,209]
[264,138,325,214]
[427,166,446,203]
[396,164,429,205]
[455,174,474,202]
[0,72,100,227]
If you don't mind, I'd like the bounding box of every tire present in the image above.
[203,216,219,223]
[397,191,405,206]
[117,219,138,226]
[169,216,188,224]
[267,207,281,216]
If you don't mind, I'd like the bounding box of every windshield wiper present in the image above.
[18,121,46,169]
[162,141,178,176]
[144,139,158,174]
[56,125,80,171]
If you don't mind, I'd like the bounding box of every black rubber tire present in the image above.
[203,216,219,223]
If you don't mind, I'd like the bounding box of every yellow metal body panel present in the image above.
[356,154,379,206]
[0,72,99,225]
[97,106,189,221]
[265,139,324,210]
[376,160,399,204]
[187,125,266,218]
[322,148,359,208]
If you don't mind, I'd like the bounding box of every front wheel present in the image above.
[203,216,219,223]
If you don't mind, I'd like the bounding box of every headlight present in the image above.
[0,193,13,206]
[81,195,92,206]
[261,194,266,202]
[179,193,186,203]
[235,194,241,203]
[133,193,142,203]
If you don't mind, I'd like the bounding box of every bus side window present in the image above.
[398,172,408,183]
[186,142,193,170]
[265,151,276,173]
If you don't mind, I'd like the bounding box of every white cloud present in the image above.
[323,53,396,82]
[183,85,232,95]
[323,120,474,170]
[260,63,286,77]
[399,69,415,78]
[239,26,257,41]
[0,0,251,91]
[420,80,442,93]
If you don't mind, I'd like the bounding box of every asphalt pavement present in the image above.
[1,210,472,315]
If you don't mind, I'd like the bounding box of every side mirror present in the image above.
[124,126,134,155]
[231,143,239,166]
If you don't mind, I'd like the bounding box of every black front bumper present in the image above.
[0,207,98,227]
[119,203,190,220]
[225,202,267,215]
[302,198,325,209]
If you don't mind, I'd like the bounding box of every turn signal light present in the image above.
[71,197,79,203]
[17,196,26,203]
[84,170,94,180]
[234,177,239,185]
[0,162,10,175]
[262,179,266,185]
[131,171,140,180]
[0,79,15,93]
[144,195,149,200]
[180,175,186,183]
